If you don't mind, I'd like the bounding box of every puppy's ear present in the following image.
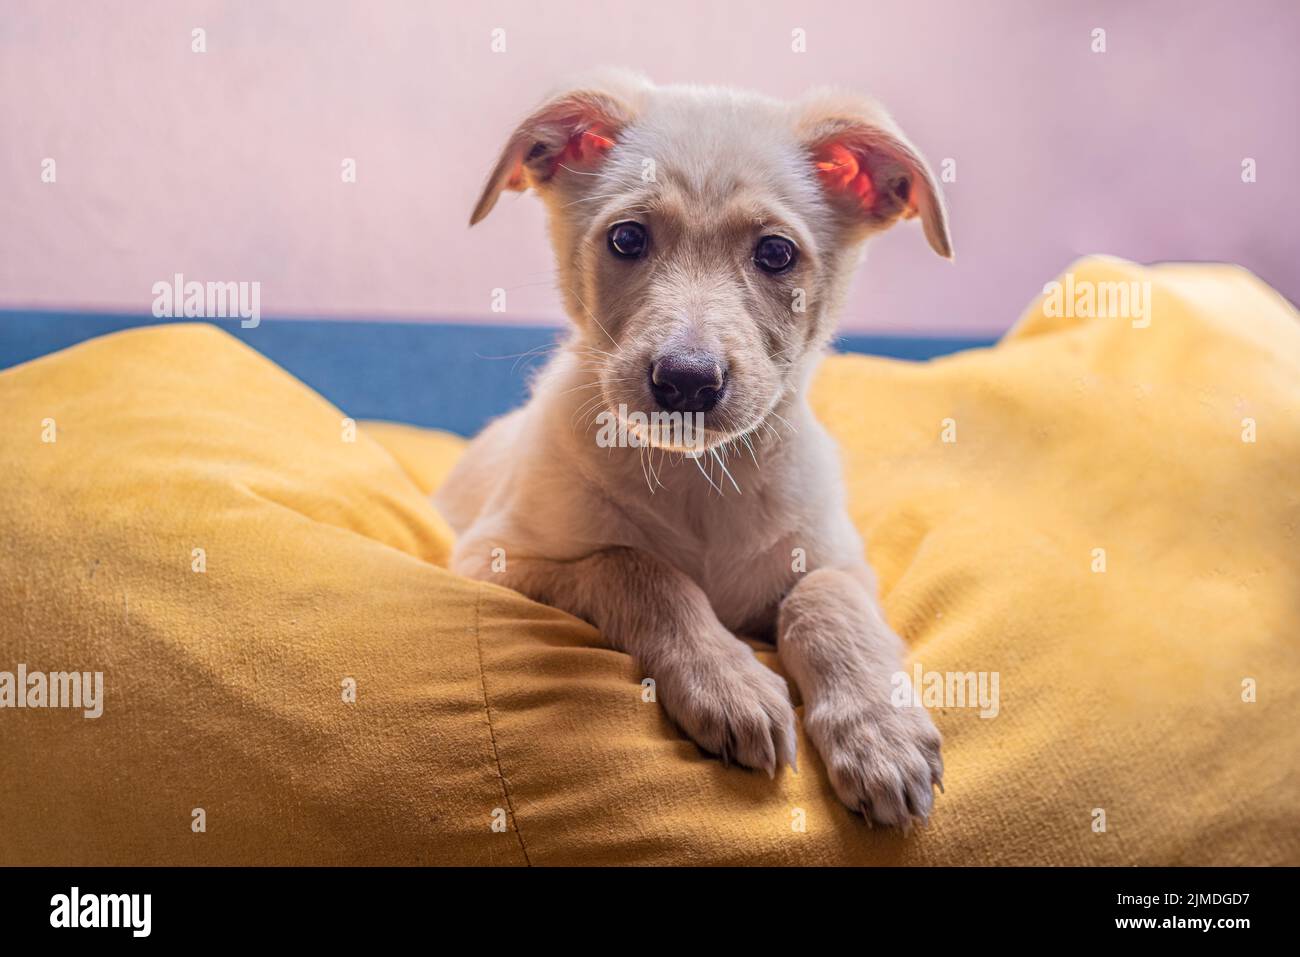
[470,72,649,225]
[795,91,952,259]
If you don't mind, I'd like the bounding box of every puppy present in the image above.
[437,72,951,828]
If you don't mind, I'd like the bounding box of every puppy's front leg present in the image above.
[478,546,798,776]
[778,566,943,827]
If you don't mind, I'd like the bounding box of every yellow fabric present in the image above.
[0,257,1296,865]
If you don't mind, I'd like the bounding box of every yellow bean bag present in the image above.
[0,257,1296,865]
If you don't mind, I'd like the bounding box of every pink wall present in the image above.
[2,0,1296,334]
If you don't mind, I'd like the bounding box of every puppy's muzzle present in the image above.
[650,352,726,413]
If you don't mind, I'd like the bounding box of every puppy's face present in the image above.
[472,74,951,450]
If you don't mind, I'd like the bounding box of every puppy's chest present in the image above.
[640,503,800,635]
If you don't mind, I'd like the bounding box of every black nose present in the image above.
[650,352,726,412]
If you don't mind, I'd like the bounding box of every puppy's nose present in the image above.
[650,352,726,413]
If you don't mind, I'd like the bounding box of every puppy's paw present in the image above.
[655,641,797,778]
[807,699,943,829]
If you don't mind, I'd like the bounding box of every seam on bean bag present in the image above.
[471,581,533,866]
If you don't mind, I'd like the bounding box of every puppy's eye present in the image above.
[753,235,797,275]
[607,221,648,259]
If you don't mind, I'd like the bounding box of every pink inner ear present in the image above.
[557,127,616,169]
[814,143,876,211]
[507,126,615,192]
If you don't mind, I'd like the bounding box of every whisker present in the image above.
[769,410,798,435]
[569,287,621,351]
[689,449,723,495]
[563,190,642,208]
[711,448,742,494]
[558,375,636,397]
[555,164,637,182]
[638,444,655,495]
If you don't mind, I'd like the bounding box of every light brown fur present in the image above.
[438,72,950,827]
